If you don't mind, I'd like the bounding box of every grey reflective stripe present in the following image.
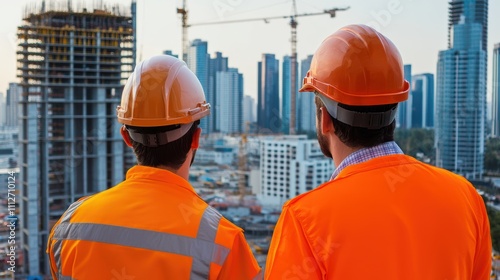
[253,271,264,280]
[53,197,91,280]
[53,239,63,278]
[61,198,89,223]
[191,206,224,280]
[58,275,76,280]
[52,202,230,279]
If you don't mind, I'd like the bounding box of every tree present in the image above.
[394,128,435,163]
[485,137,500,174]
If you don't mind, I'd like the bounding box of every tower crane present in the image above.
[177,1,349,135]
[176,0,188,62]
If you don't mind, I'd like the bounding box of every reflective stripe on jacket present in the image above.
[47,165,262,280]
[265,154,491,279]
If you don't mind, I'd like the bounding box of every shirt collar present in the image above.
[330,141,403,180]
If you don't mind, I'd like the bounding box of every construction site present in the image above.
[11,0,344,277]
[16,1,137,276]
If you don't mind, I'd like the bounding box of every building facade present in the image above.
[299,55,315,134]
[216,68,243,133]
[257,54,280,133]
[281,55,299,134]
[411,73,435,128]
[492,43,500,136]
[0,92,5,127]
[5,83,22,128]
[187,39,210,132]
[259,135,333,206]
[209,51,229,133]
[17,2,136,275]
[243,95,256,125]
[436,0,488,179]
[163,50,179,58]
[398,64,413,129]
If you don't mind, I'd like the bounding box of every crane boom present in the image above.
[188,6,349,135]
[188,8,349,27]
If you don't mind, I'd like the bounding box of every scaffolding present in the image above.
[17,2,136,276]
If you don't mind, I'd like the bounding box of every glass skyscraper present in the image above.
[397,65,413,129]
[436,0,488,179]
[208,52,229,134]
[187,39,210,132]
[492,43,500,137]
[411,73,435,128]
[299,55,315,134]
[257,54,280,133]
[216,68,243,133]
[281,55,299,134]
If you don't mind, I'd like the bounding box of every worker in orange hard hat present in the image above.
[265,24,491,279]
[47,55,262,279]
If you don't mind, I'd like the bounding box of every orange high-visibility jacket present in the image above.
[265,154,491,279]
[47,165,262,280]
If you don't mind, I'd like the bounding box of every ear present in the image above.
[120,126,133,148]
[320,107,334,135]
[191,127,202,149]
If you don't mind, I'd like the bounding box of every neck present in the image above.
[156,149,194,181]
[331,138,361,168]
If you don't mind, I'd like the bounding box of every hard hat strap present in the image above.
[126,122,194,147]
[318,94,397,129]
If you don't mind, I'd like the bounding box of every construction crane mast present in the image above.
[176,0,188,61]
[290,0,298,135]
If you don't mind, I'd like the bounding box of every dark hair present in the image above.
[126,120,200,169]
[315,96,396,148]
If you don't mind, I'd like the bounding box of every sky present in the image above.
[0,0,499,103]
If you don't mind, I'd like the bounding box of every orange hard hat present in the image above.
[300,24,409,129]
[117,55,210,127]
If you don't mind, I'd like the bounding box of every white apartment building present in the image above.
[259,135,333,206]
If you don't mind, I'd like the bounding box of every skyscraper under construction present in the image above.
[17,1,136,276]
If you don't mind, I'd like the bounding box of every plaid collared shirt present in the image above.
[330,141,403,180]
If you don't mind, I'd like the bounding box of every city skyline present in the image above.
[1,0,500,103]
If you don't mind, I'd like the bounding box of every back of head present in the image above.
[300,24,410,147]
[116,55,210,169]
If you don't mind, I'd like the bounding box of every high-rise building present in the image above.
[6,83,21,127]
[163,50,179,58]
[0,92,5,127]
[398,65,413,129]
[259,135,333,206]
[243,95,256,125]
[216,68,243,133]
[17,2,136,275]
[281,55,298,134]
[299,55,315,133]
[436,0,487,179]
[209,52,229,133]
[411,73,435,128]
[257,54,280,133]
[492,43,500,136]
[187,39,210,131]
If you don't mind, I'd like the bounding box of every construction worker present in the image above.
[265,25,491,279]
[47,55,262,279]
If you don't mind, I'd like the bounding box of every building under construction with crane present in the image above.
[178,0,349,135]
[17,0,136,276]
